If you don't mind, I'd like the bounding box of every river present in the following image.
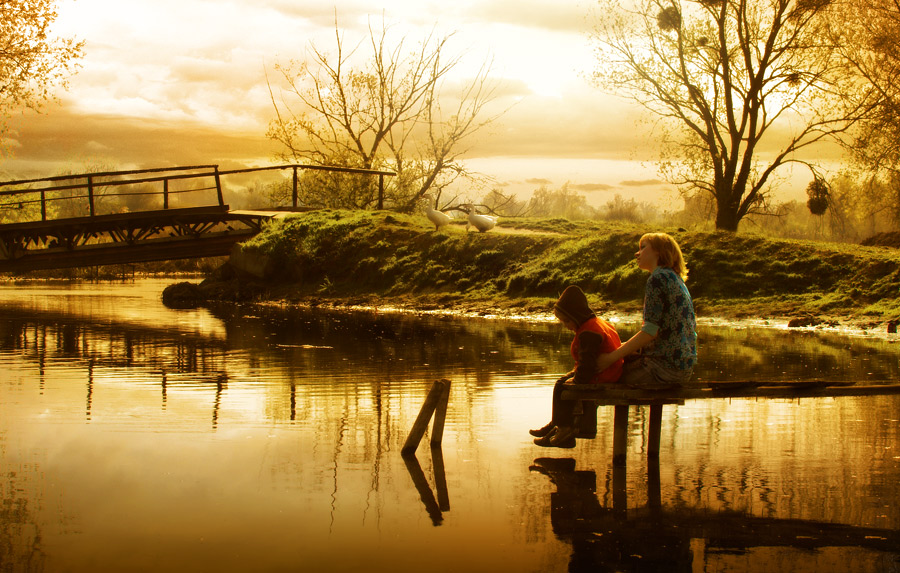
[0,279,898,572]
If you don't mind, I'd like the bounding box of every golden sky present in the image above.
[2,0,688,205]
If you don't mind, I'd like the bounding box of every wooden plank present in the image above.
[0,205,231,233]
[561,382,900,404]
[705,380,857,391]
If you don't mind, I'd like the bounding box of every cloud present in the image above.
[5,108,277,177]
[620,179,665,187]
[259,0,379,29]
[472,87,650,160]
[571,182,615,192]
[9,0,670,197]
[85,141,111,152]
[467,0,591,33]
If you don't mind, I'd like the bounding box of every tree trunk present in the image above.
[715,198,740,232]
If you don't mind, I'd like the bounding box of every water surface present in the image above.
[1,280,898,572]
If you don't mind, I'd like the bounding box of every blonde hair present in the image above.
[641,232,688,281]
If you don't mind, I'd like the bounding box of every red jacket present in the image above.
[570,317,623,384]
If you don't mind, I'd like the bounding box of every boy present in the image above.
[532,285,624,448]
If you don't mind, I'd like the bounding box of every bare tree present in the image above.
[267,17,501,211]
[591,0,875,231]
[0,0,83,144]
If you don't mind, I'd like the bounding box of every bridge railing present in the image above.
[0,163,396,223]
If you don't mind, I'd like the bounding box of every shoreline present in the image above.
[4,272,895,340]
[247,292,900,341]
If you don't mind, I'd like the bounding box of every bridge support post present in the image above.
[214,167,224,206]
[378,174,384,210]
[88,176,95,216]
[292,167,299,208]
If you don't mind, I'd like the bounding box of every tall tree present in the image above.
[0,0,83,143]
[267,18,500,211]
[591,0,874,231]
[835,0,900,224]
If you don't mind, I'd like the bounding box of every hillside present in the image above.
[182,209,900,330]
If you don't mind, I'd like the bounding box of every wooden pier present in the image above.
[560,380,900,465]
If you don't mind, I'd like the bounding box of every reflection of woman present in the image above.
[598,233,697,388]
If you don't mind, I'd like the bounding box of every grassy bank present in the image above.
[193,209,900,329]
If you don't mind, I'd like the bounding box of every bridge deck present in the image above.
[0,206,293,272]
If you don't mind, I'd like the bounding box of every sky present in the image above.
[2,0,711,208]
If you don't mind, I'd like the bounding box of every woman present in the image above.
[597,233,697,388]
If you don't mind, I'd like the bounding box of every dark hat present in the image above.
[554,285,595,327]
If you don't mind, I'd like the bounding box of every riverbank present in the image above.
[169,209,900,334]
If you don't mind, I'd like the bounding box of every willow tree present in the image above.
[591,0,873,231]
[0,0,83,143]
[267,19,499,211]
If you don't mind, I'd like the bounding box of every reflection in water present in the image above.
[403,447,450,526]
[531,456,899,572]
[0,280,899,572]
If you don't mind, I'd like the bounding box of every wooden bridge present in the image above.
[0,163,394,272]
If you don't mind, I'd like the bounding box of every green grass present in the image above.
[215,210,900,325]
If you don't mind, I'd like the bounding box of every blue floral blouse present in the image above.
[640,267,697,371]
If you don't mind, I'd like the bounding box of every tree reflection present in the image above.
[0,434,46,571]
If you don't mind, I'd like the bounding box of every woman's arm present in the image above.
[596,330,656,371]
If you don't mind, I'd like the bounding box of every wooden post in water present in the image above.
[613,405,629,466]
[648,404,663,458]
[430,380,451,447]
[402,379,451,454]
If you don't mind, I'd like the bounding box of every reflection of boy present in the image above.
[532,285,623,448]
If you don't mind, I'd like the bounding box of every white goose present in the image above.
[465,204,496,233]
[424,196,451,230]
